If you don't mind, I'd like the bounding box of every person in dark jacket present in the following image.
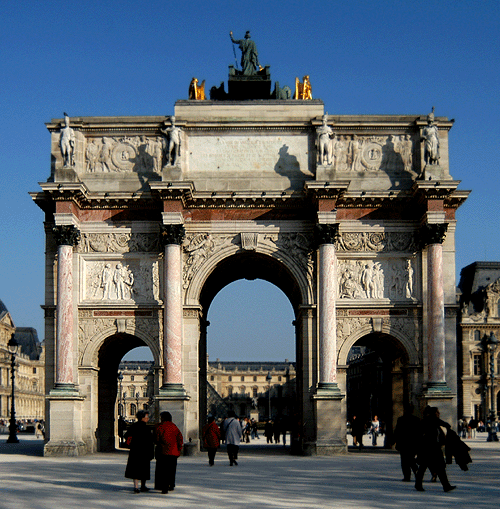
[154,411,184,494]
[202,415,221,466]
[351,415,365,449]
[124,410,154,493]
[394,404,420,482]
[415,407,456,492]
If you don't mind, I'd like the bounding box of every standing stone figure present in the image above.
[405,259,414,299]
[162,116,182,166]
[422,107,440,165]
[351,135,362,171]
[230,31,260,75]
[101,263,113,300]
[59,113,75,167]
[316,114,334,165]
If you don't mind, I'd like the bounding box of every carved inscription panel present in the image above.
[187,134,312,176]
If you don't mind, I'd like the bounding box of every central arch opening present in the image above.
[198,251,303,448]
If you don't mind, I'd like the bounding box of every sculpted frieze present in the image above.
[319,134,415,175]
[85,136,164,174]
[338,258,416,301]
[335,231,417,253]
[79,232,159,253]
[83,259,160,303]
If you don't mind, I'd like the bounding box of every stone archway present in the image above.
[344,332,415,443]
[94,333,153,452]
[192,249,307,443]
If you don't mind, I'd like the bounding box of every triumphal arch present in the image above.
[32,41,468,456]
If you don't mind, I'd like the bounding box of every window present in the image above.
[240,386,246,395]
[473,354,482,376]
[130,376,135,381]
[211,375,215,381]
[227,386,233,396]
[474,330,481,342]
[33,367,37,374]
[228,376,232,381]
[278,376,282,382]
[130,403,137,415]
[253,376,257,382]
[241,376,245,382]
[252,387,258,397]
[123,392,127,399]
[143,391,147,397]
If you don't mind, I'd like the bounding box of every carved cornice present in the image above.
[160,224,185,246]
[53,224,80,247]
[419,223,448,246]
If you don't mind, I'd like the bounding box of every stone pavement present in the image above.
[1,433,500,509]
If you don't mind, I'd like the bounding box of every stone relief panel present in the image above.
[335,231,417,253]
[85,136,164,174]
[338,258,416,301]
[82,258,160,303]
[78,232,159,253]
[321,134,416,176]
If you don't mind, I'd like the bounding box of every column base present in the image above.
[159,383,189,398]
[44,440,87,457]
[423,382,453,396]
[50,383,82,397]
[314,382,343,398]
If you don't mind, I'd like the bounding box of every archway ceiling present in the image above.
[354,333,409,364]
[199,251,301,316]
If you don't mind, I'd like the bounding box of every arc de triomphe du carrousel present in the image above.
[31,33,469,456]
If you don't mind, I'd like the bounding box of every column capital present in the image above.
[314,223,339,246]
[159,224,185,247]
[53,224,80,247]
[419,223,448,246]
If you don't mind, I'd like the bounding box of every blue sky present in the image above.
[1,1,499,362]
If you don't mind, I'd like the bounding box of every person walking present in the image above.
[124,410,154,493]
[154,411,183,494]
[264,419,273,444]
[370,416,380,446]
[223,411,242,466]
[202,415,220,466]
[394,404,420,482]
[415,407,456,492]
[351,415,365,449]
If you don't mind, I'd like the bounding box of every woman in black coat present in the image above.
[124,410,154,493]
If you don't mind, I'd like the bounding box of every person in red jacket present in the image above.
[154,411,183,494]
[202,415,221,466]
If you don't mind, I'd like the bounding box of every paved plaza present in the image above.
[2,433,500,509]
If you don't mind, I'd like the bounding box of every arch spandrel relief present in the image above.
[78,309,162,366]
[335,231,417,253]
[182,230,315,304]
[82,258,160,304]
[336,313,421,366]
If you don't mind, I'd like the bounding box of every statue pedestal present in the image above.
[228,66,271,100]
[312,387,347,455]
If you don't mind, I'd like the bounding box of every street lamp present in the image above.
[6,334,20,444]
[117,372,123,417]
[483,332,499,442]
[266,372,272,419]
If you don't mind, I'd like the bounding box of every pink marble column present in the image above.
[319,242,338,385]
[427,242,446,385]
[52,224,79,391]
[163,243,183,386]
[56,244,75,386]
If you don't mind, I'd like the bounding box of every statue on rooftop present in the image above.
[59,112,75,167]
[230,31,260,75]
[295,75,312,100]
[422,107,440,165]
[189,78,206,100]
